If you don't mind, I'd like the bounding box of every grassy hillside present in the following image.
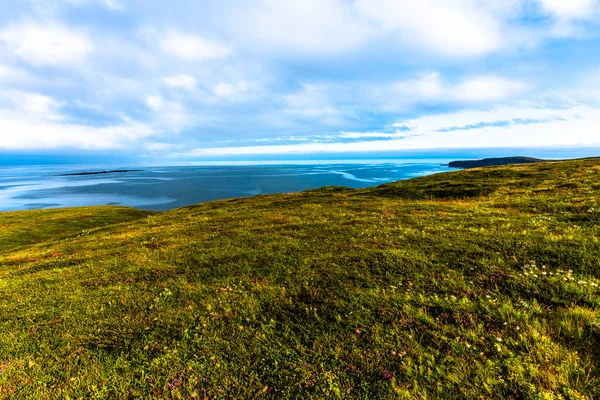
[1,159,599,399]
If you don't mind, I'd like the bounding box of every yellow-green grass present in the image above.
[1,159,599,399]
[0,207,153,253]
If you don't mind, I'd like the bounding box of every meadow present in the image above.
[0,159,599,399]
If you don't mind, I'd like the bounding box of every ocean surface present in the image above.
[0,161,454,212]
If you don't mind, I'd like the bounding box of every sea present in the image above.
[0,160,455,212]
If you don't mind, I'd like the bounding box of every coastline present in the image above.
[0,161,454,213]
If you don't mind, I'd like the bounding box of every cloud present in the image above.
[0,21,92,66]
[392,104,589,132]
[99,0,124,11]
[339,130,417,139]
[371,73,526,111]
[0,65,11,79]
[0,90,154,150]
[230,0,372,55]
[28,0,125,11]
[452,76,526,102]
[0,90,64,121]
[0,117,155,150]
[534,0,600,38]
[212,81,261,102]
[164,74,197,91]
[0,64,30,82]
[538,0,597,19]
[145,95,196,132]
[160,31,231,60]
[281,84,344,122]
[180,102,600,156]
[66,0,125,11]
[2,0,600,158]
[146,96,163,110]
[354,0,503,57]
[226,0,600,59]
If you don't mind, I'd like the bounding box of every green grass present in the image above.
[1,159,599,399]
[0,206,153,252]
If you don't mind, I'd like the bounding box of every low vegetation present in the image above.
[1,159,599,399]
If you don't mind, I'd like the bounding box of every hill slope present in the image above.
[1,159,599,399]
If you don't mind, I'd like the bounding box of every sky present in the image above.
[1,0,600,163]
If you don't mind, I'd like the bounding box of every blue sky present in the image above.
[1,0,600,162]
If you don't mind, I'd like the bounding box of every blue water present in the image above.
[0,161,454,212]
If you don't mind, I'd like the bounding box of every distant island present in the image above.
[57,169,141,177]
[448,156,544,169]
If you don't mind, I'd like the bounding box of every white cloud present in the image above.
[0,65,30,82]
[164,74,197,91]
[20,93,63,119]
[160,31,231,60]
[383,73,444,106]
[339,130,419,139]
[100,0,124,11]
[145,95,196,132]
[0,117,155,150]
[354,0,503,57]
[0,65,13,79]
[0,21,92,66]
[29,0,125,11]
[214,82,243,98]
[282,85,343,120]
[231,0,372,55]
[452,76,526,102]
[146,96,163,110]
[182,102,600,156]
[393,105,589,132]
[212,81,259,101]
[373,73,525,111]
[70,0,125,10]
[0,90,154,150]
[0,90,63,121]
[538,0,597,19]
[227,0,599,59]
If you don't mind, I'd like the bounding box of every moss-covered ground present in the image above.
[1,159,599,399]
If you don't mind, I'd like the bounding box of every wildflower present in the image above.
[382,370,395,382]
[167,378,182,390]
[496,337,503,342]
